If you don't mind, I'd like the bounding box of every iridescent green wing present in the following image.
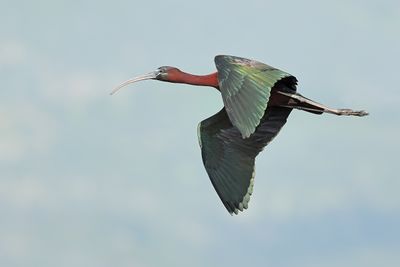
[215,55,296,138]
[197,106,292,214]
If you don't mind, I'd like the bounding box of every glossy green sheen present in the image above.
[198,106,292,214]
[215,55,294,138]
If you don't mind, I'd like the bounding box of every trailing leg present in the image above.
[275,91,368,116]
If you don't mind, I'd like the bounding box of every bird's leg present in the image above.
[274,91,368,116]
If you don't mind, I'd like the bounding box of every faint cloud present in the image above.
[253,153,400,222]
[311,246,400,267]
[0,103,57,162]
[0,175,47,209]
[0,40,27,66]
[37,69,107,108]
[174,218,213,247]
[257,184,349,221]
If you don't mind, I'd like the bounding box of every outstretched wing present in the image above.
[215,55,297,138]
[197,106,292,214]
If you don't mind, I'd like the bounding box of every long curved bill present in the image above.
[110,71,159,95]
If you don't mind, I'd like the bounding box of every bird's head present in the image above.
[110,66,181,95]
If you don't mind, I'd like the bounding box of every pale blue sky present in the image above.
[1,1,399,267]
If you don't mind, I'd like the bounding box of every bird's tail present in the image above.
[276,91,368,116]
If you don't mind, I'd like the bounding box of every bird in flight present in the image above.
[111,55,368,215]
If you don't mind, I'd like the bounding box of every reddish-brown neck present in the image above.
[166,69,219,89]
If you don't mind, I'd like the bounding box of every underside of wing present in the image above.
[215,55,297,138]
[197,106,293,214]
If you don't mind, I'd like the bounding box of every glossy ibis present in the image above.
[111,55,367,215]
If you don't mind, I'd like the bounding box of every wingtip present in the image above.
[226,170,255,216]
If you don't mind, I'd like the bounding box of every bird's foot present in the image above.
[336,109,369,117]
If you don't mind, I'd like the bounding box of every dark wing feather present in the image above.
[215,55,297,138]
[197,106,293,214]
